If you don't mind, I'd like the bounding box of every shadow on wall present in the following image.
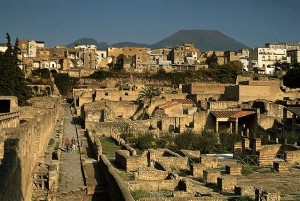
[0,138,23,201]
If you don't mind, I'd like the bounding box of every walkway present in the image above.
[56,105,110,201]
[56,106,86,200]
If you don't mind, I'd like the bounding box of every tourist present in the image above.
[64,137,70,153]
[71,137,76,151]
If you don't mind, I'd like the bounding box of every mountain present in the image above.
[151,29,248,51]
[66,30,249,51]
[66,38,108,50]
[111,42,151,48]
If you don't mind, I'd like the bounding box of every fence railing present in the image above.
[236,155,258,165]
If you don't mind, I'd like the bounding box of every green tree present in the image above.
[174,130,197,150]
[0,33,32,105]
[205,51,218,66]
[53,73,74,96]
[196,130,218,153]
[283,68,300,88]
[137,85,160,105]
[134,133,155,150]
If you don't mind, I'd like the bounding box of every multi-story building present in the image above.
[0,43,7,53]
[150,48,172,67]
[265,42,300,51]
[170,43,200,65]
[107,46,151,69]
[74,44,97,69]
[250,47,290,74]
[287,49,300,65]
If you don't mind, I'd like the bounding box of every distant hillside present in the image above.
[151,29,248,51]
[67,30,249,51]
[111,42,150,48]
[66,38,108,50]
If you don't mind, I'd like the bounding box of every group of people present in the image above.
[64,137,77,153]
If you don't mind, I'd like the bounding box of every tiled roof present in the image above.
[158,101,180,109]
[172,99,194,105]
[286,107,300,116]
[211,110,256,119]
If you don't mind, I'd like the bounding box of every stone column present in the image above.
[235,120,238,134]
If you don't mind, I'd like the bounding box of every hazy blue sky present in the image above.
[0,0,299,47]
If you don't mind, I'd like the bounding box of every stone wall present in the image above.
[115,150,148,172]
[135,167,169,181]
[127,179,179,192]
[258,144,282,166]
[99,154,135,201]
[285,150,300,164]
[0,97,61,201]
[207,101,239,110]
[154,149,188,170]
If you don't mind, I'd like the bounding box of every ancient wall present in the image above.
[0,97,61,201]
[135,167,169,181]
[161,116,193,133]
[154,149,188,170]
[127,179,179,192]
[95,89,140,102]
[285,150,300,164]
[193,111,209,132]
[207,101,239,110]
[99,154,135,201]
[115,150,148,172]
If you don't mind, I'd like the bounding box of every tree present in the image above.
[53,73,73,96]
[205,51,218,66]
[0,33,32,105]
[137,85,160,105]
[283,68,300,88]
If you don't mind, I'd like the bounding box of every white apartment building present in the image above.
[0,43,7,53]
[287,49,300,65]
[251,47,290,74]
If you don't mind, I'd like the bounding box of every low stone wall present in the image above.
[225,165,242,175]
[200,155,218,169]
[258,144,282,166]
[190,163,206,178]
[0,98,62,201]
[217,175,236,193]
[136,167,169,181]
[285,150,300,164]
[99,154,134,201]
[155,149,188,170]
[115,150,148,172]
[127,179,179,192]
[203,170,220,185]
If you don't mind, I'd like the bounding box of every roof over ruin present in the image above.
[286,106,300,116]
[211,110,256,119]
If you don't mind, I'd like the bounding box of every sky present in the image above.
[0,0,299,48]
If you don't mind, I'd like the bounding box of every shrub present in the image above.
[241,165,255,175]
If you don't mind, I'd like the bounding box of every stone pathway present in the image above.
[56,105,110,201]
[57,106,85,195]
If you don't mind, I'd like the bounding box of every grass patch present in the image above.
[241,165,255,175]
[131,189,149,200]
[99,137,121,158]
[48,138,55,146]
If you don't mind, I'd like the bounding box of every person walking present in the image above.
[71,137,76,151]
[64,137,70,153]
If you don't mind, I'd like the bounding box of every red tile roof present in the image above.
[211,110,256,119]
[172,99,194,105]
[157,101,180,109]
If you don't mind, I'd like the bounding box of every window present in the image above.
[105,92,108,96]
[125,92,128,96]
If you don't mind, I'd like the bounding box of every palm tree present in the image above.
[137,86,160,106]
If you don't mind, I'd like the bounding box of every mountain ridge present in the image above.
[66,29,249,51]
